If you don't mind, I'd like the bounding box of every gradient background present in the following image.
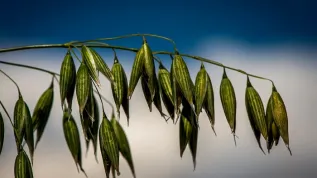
[0,0,317,178]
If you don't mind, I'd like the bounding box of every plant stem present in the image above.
[69,33,178,51]
[92,82,106,114]
[0,60,114,113]
[0,69,22,96]
[0,60,58,76]
[0,43,274,84]
[0,100,15,129]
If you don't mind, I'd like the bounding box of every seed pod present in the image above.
[266,95,274,153]
[272,121,280,146]
[32,81,54,148]
[90,48,114,83]
[128,42,145,99]
[99,113,120,175]
[0,112,4,155]
[142,38,156,100]
[271,86,292,155]
[80,89,95,142]
[111,166,117,178]
[60,50,76,110]
[141,75,153,112]
[172,54,195,115]
[14,150,33,178]
[14,96,26,150]
[158,63,173,105]
[161,88,175,122]
[189,123,198,170]
[99,125,112,178]
[170,59,182,122]
[81,45,100,86]
[81,90,99,162]
[122,94,130,126]
[62,109,87,177]
[219,69,236,144]
[91,95,100,161]
[76,63,92,114]
[183,99,198,131]
[245,78,266,154]
[111,113,136,178]
[179,106,193,157]
[153,74,166,119]
[23,101,34,164]
[245,77,268,140]
[194,63,208,118]
[14,96,34,162]
[111,56,128,120]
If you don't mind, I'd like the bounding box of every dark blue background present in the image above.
[1,0,316,51]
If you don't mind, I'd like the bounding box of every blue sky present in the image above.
[1,0,317,52]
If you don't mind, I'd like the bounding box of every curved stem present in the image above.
[153,56,162,64]
[0,60,58,76]
[99,94,115,115]
[0,100,15,129]
[0,60,116,116]
[0,44,66,53]
[0,43,274,83]
[0,69,21,96]
[154,51,274,84]
[92,82,106,114]
[69,33,178,51]
[69,47,82,63]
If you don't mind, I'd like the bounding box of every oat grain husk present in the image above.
[14,149,34,178]
[81,45,101,86]
[99,113,120,175]
[111,113,136,178]
[60,50,76,110]
[219,69,236,144]
[76,63,92,114]
[32,80,54,148]
[271,86,292,155]
[62,109,87,177]
[194,63,208,119]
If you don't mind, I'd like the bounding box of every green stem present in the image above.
[92,82,106,114]
[69,33,178,51]
[0,60,114,113]
[156,51,274,84]
[69,47,82,63]
[0,60,58,76]
[0,43,273,84]
[99,94,115,115]
[0,100,15,130]
[0,69,22,96]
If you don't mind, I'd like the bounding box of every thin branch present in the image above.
[0,69,22,96]
[0,43,274,84]
[92,82,106,114]
[69,33,178,51]
[0,100,15,128]
[0,60,116,119]
[0,60,59,76]
[97,92,115,114]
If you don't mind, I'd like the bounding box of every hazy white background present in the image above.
[0,38,316,178]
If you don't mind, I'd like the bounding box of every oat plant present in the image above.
[0,33,292,178]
